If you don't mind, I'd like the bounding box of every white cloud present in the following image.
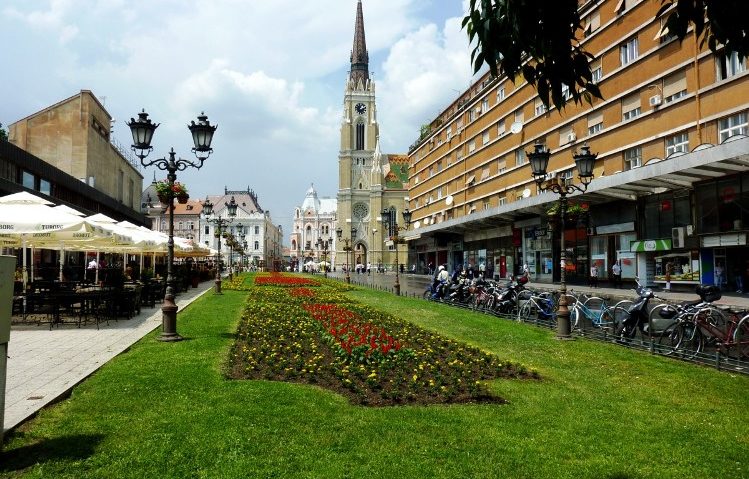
[378,15,476,153]
[3,0,79,43]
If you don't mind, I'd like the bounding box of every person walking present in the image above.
[611,261,622,288]
[589,263,599,288]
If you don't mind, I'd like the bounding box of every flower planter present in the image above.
[177,194,189,204]
[157,193,169,204]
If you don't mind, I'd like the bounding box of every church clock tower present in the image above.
[336,0,407,272]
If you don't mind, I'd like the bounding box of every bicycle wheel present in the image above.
[657,323,680,356]
[611,306,629,332]
[613,299,634,312]
[469,294,478,311]
[649,304,677,336]
[422,290,431,300]
[517,301,534,322]
[582,297,606,328]
[672,320,703,359]
[732,315,749,359]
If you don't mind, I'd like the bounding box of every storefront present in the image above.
[589,222,637,281]
[699,233,748,289]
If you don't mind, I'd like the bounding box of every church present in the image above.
[335,0,408,271]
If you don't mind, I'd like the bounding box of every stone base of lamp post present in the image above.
[214,275,223,295]
[157,296,183,342]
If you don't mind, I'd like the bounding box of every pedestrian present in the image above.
[611,261,622,288]
[522,263,530,282]
[665,261,673,291]
[733,265,743,293]
[714,262,724,290]
[367,262,371,275]
[589,263,598,288]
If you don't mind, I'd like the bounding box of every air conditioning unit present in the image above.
[649,95,662,107]
[686,224,694,236]
[672,226,685,248]
[567,131,577,143]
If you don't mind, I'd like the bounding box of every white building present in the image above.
[201,188,282,270]
[290,184,337,271]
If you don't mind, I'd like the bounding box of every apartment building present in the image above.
[406,0,749,289]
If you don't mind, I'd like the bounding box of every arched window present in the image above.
[356,122,365,150]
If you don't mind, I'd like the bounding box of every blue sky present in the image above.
[0,0,480,243]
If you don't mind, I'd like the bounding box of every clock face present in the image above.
[355,103,367,115]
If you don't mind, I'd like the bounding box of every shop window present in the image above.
[39,178,51,196]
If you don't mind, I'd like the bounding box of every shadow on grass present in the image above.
[0,434,104,473]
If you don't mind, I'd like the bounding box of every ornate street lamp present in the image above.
[381,207,412,296]
[336,225,356,284]
[316,237,330,278]
[127,110,217,342]
[202,196,237,294]
[527,141,597,339]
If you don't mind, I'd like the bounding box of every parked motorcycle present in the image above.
[615,278,657,341]
[491,275,528,315]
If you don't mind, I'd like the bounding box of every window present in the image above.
[591,59,603,83]
[481,98,489,114]
[666,132,689,156]
[561,84,572,102]
[718,112,748,142]
[499,196,507,206]
[255,241,260,250]
[22,170,34,189]
[468,139,476,153]
[535,98,547,116]
[587,111,603,135]
[177,221,183,230]
[560,125,575,145]
[515,148,526,166]
[620,37,639,65]
[446,126,452,140]
[456,118,464,131]
[39,178,51,196]
[356,122,365,150]
[414,174,419,185]
[429,166,434,177]
[480,166,491,181]
[583,11,600,36]
[437,161,443,173]
[497,159,507,174]
[205,225,209,235]
[655,17,677,44]
[622,93,642,121]
[497,119,506,136]
[187,221,194,230]
[614,0,626,14]
[497,86,505,102]
[483,200,491,210]
[437,186,443,200]
[482,131,490,145]
[255,226,260,235]
[716,51,746,80]
[468,109,475,122]
[456,148,464,161]
[624,147,642,170]
[663,70,687,103]
[514,109,524,124]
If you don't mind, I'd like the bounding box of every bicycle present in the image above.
[517,290,557,325]
[566,290,621,331]
[659,305,749,359]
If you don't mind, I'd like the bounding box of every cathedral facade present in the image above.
[336,0,408,271]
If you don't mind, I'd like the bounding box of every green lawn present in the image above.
[2,277,747,478]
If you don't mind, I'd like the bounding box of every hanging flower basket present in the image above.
[154,180,188,205]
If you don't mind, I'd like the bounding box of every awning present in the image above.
[630,239,672,252]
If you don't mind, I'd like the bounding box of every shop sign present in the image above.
[534,227,548,239]
[700,233,746,247]
[630,239,671,252]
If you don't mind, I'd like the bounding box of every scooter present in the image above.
[423,279,448,300]
[615,277,657,341]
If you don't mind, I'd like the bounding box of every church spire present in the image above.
[349,0,369,87]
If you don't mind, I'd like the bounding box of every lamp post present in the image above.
[527,142,597,339]
[316,237,330,278]
[128,110,217,342]
[381,207,412,296]
[202,196,237,294]
[336,226,357,283]
[371,228,377,275]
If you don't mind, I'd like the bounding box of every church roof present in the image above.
[301,184,337,214]
[349,0,369,87]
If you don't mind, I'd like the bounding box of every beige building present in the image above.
[291,185,337,271]
[336,0,408,271]
[407,0,749,287]
[8,90,144,211]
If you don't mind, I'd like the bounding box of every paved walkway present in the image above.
[3,281,213,433]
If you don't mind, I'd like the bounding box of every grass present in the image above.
[1,275,748,478]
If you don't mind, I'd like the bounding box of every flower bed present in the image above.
[254,272,320,287]
[228,284,539,406]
